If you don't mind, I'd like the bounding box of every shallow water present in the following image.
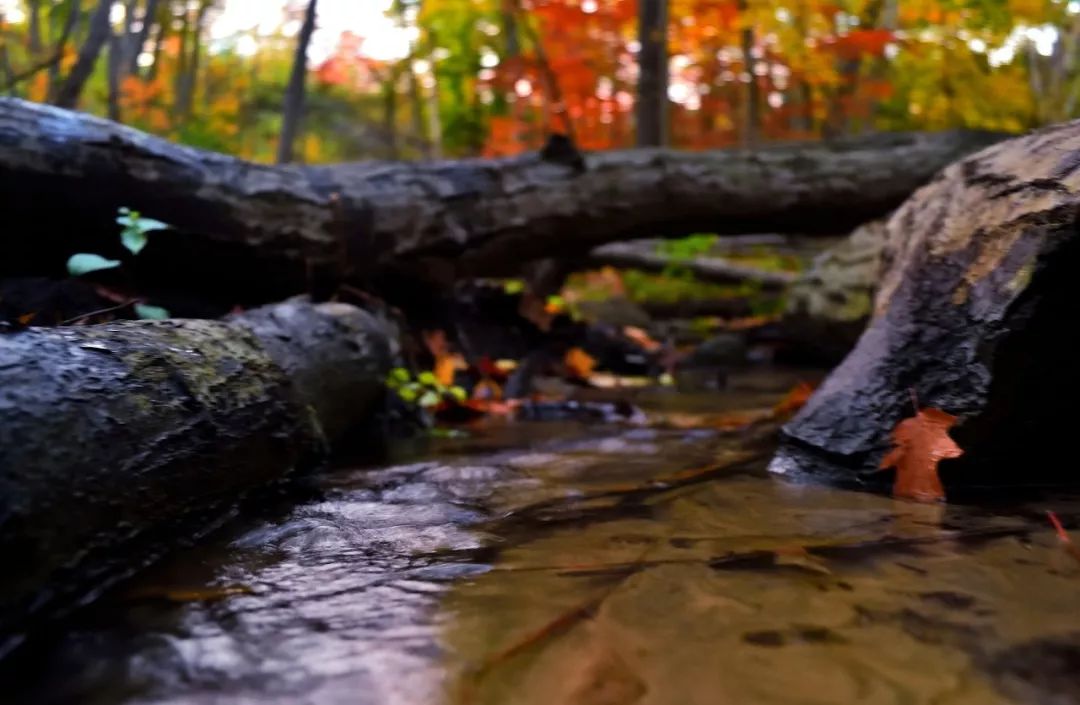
[4,386,1080,705]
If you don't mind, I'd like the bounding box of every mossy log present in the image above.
[0,98,1006,305]
[0,300,391,655]
[771,121,1080,491]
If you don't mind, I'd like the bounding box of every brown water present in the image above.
[3,385,1080,705]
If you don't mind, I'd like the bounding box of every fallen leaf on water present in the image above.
[879,406,964,502]
[434,353,463,386]
[622,325,661,352]
[772,382,815,418]
[16,312,36,326]
[564,347,597,380]
[472,377,504,401]
[714,409,774,430]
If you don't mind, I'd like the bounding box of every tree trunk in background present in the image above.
[501,0,520,57]
[146,8,168,80]
[739,0,761,147]
[277,0,317,165]
[106,30,122,121]
[0,99,1007,307]
[0,299,392,657]
[175,0,209,121]
[126,0,160,76]
[52,0,113,109]
[0,45,13,98]
[636,0,668,147]
[406,67,428,158]
[383,68,400,160]
[45,0,80,101]
[27,0,43,55]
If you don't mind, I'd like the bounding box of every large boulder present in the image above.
[771,121,1080,490]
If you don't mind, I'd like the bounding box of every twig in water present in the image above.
[1047,511,1080,565]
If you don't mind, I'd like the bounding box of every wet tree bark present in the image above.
[771,120,1080,491]
[0,98,1006,305]
[0,299,392,656]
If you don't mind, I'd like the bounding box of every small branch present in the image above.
[59,298,138,325]
[589,241,795,290]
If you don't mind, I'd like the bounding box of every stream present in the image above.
[3,378,1080,705]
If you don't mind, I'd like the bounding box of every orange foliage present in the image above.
[484,0,896,155]
[564,347,598,379]
[772,382,814,418]
[879,406,964,502]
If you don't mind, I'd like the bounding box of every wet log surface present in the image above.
[0,300,391,655]
[772,120,1080,489]
[0,98,1006,305]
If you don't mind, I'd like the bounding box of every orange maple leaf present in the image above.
[879,407,964,502]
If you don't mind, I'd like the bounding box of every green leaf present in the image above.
[136,218,170,232]
[134,304,170,320]
[449,386,467,402]
[121,227,148,255]
[67,253,121,276]
[417,371,438,387]
[399,387,418,403]
[419,390,440,408]
[391,367,411,383]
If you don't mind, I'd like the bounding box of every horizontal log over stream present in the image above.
[0,300,391,655]
[0,98,1007,303]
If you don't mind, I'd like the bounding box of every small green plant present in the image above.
[386,367,467,411]
[116,207,170,256]
[656,233,718,260]
[66,207,173,319]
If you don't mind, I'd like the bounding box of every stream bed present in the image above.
[3,382,1080,705]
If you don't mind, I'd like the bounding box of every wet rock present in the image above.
[575,298,653,329]
[683,332,748,367]
[772,121,1080,488]
[782,221,887,363]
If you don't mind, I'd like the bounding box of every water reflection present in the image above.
[2,397,1079,705]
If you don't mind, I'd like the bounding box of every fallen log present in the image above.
[770,120,1080,490]
[0,299,391,655]
[0,99,1007,304]
[588,241,796,289]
